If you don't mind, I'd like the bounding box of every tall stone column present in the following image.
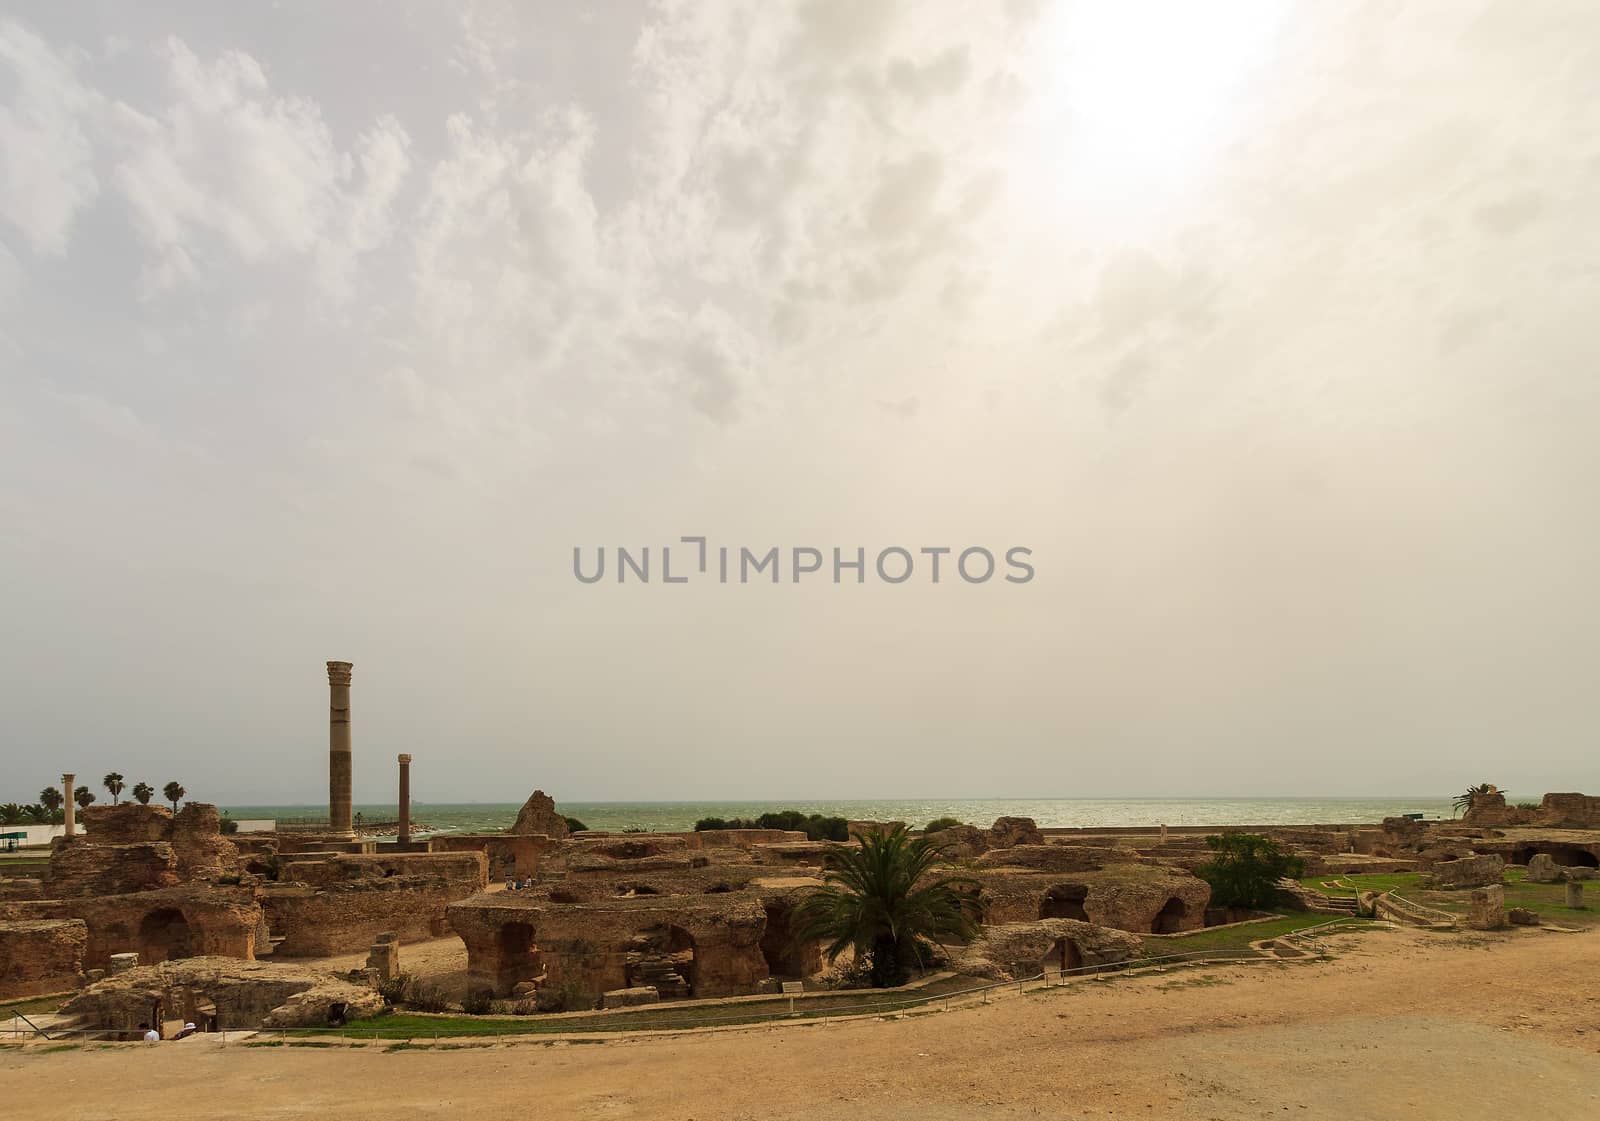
[397,754,413,844]
[62,773,76,838]
[327,661,355,838]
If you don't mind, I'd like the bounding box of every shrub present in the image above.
[924,817,962,833]
[403,979,452,1013]
[694,817,732,831]
[1194,832,1304,911]
[460,987,495,1015]
[562,816,588,833]
[621,824,649,833]
[377,973,411,1006]
[219,814,239,835]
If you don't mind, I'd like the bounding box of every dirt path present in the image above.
[5,926,1599,1120]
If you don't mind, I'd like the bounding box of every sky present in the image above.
[1,0,1598,806]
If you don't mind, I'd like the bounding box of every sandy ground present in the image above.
[4,926,1599,1121]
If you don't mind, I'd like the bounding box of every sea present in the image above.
[218,796,1468,835]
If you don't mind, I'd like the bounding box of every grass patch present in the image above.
[0,995,65,1018]
[1143,913,1356,956]
[1300,872,1425,898]
[307,975,984,1040]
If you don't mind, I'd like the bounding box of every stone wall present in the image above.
[263,860,484,957]
[0,919,87,999]
[429,833,560,879]
[1429,854,1504,889]
[47,803,239,897]
[1533,793,1600,829]
[59,957,383,1032]
[450,893,771,1006]
[0,885,261,969]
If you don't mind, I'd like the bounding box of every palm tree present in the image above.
[74,786,96,810]
[162,782,186,813]
[103,773,125,805]
[39,787,63,817]
[132,782,155,806]
[0,803,22,826]
[791,824,984,988]
[1453,782,1499,816]
[22,803,51,825]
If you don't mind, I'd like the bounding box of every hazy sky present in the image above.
[2,1,1597,806]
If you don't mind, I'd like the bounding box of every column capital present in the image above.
[398,754,412,764]
[326,661,353,686]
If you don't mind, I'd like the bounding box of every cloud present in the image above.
[0,20,102,255]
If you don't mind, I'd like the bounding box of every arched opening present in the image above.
[494,921,541,993]
[139,908,193,964]
[626,924,696,1000]
[1039,884,1089,921]
[1152,897,1187,934]
[1548,847,1599,868]
[760,902,816,979]
[1040,937,1083,978]
[614,883,660,897]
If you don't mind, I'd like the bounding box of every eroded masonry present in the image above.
[5,661,1599,1031]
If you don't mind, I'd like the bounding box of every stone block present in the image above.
[1507,907,1540,926]
[1525,853,1560,883]
[1467,884,1507,929]
[1566,881,1585,909]
[1431,854,1504,890]
[602,986,660,1009]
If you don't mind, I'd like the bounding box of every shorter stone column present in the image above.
[1467,884,1507,930]
[1567,880,1585,909]
[62,773,76,838]
[397,754,413,844]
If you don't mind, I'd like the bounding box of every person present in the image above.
[142,1024,159,1042]
[174,1022,197,1039]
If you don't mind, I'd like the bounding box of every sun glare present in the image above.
[1034,0,1285,212]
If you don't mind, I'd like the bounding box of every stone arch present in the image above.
[1152,897,1187,934]
[1039,884,1089,921]
[1040,937,1083,977]
[759,901,817,979]
[139,908,193,964]
[493,921,541,992]
[1547,847,1599,868]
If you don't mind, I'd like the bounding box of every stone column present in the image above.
[397,754,413,844]
[1567,880,1585,909]
[327,661,355,838]
[62,773,76,838]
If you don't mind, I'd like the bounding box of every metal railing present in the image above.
[5,936,1353,1050]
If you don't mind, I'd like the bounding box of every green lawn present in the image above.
[1142,913,1360,956]
[0,994,64,1018]
[1300,873,1425,898]
[285,975,984,1040]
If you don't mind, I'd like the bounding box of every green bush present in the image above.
[1195,832,1304,911]
[694,811,847,840]
[621,824,649,833]
[460,987,495,1015]
[562,816,588,833]
[924,817,962,833]
[219,814,239,835]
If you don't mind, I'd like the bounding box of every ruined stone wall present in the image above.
[1534,793,1600,829]
[279,852,487,891]
[0,886,261,969]
[428,834,559,879]
[47,803,239,897]
[450,894,772,1005]
[263,873,475,956]
[0,919,87,999]
[510,790,570,838]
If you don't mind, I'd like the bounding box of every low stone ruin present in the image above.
[1430,854,1504,890]
[0,919,87,997]
[950,918,1142,981]
[58,957,384,1033]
